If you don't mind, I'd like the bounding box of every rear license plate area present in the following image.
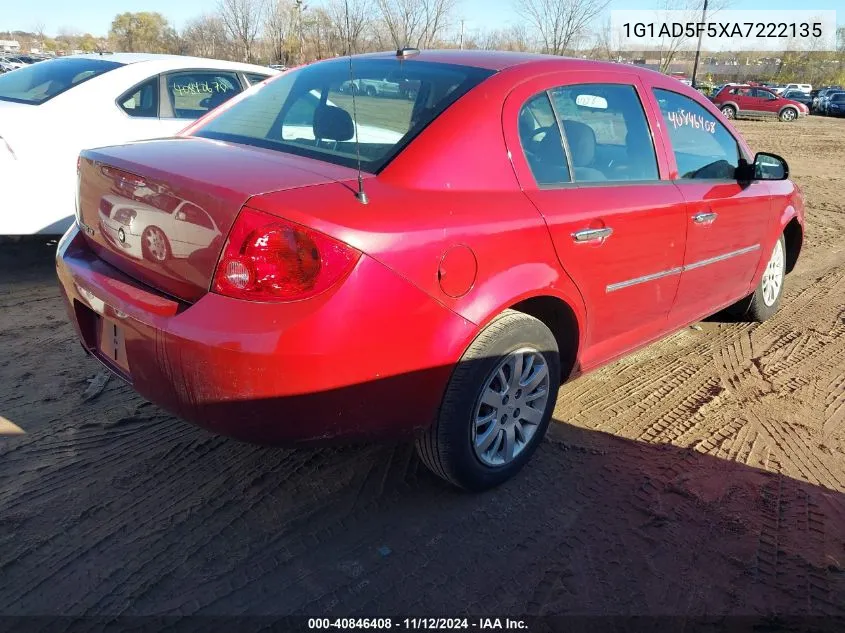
[97,317,130,374]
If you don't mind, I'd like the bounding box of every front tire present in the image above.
[721,105,737,119]
[728,235,786,322]
[779,107,798,122]
[416,309,561,491]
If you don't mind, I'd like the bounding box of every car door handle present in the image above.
[572,227,613,243]
[693,211,718,225]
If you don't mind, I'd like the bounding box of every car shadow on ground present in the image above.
[2,240,845,625]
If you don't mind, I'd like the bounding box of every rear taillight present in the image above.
[99,199,114,218]
[212,207,361,302]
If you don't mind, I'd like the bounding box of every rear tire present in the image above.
[416,309,561,491]
[141,226,171,263]
[727,235,786,322]
[721,105,737,119]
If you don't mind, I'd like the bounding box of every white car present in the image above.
[98,193,222,263]
[0,53,278,235]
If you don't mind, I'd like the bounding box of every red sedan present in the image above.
[712,84,809,122]
[56,50,805,491]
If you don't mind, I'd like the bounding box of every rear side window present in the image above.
[0,57,123,105]
[550,84,659,182]
[165,71,242,120]
[653,88,740,180]
[518,93,570,185]
[118,78,159,118]
[245,72,271,86]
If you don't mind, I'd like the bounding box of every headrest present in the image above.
[562,120,596,167]
[313,104,354,141]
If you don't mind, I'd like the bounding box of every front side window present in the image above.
[653,88,740,180]
[118,78,159,118]
[0,57,123,105]
[193,58,494,172]
[550,83,659,182]
[166,71,242,120]
[176,202,214,229]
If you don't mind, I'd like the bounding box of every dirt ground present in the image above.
[1,116,844,625]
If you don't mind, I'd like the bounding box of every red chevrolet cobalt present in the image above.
[56,50,804,490]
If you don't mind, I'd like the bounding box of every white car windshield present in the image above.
[0,57,123,105]
[193,58,495,173]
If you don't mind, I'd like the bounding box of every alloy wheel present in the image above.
[472,348,551,467]
[145,228,168,262]
[762,239,785,306]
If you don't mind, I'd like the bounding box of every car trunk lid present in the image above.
[77,136,360,303]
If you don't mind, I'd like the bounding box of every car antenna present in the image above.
[345,0,368,204]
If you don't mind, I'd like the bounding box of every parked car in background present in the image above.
[781,90,813,109]
[0,53,277,235]
[57,51,804,491]
[825,92,845,117]
[712,84,808,121]
[818,89,845,115]
[0,56,25,70]
[781,83,812,94]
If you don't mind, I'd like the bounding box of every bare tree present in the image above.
[588,17,624,61]
[652,0,731,73]
[182,14,231,59]
[218,0,267,62]
[265,0,297,63]
[326,0,372,54]
[515,0,609,56]
[32,21,46,51]
[375,0,458,49]
[479,24,533,52]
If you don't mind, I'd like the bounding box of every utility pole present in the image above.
[459,19,464,50]
[690,0,709,89]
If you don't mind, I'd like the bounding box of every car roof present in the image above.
[350,49,668,78]
[64,52,275,74]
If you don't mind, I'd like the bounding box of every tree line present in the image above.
[17,0,845,85]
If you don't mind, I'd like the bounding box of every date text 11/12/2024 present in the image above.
[307,618,529,630]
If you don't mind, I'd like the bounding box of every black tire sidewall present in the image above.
[437,314,561,491]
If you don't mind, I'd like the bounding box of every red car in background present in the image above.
[56,50,804,491]
[712,84,809,122]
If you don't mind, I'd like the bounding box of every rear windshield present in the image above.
[192,58,495,173]
[0,57,123,105]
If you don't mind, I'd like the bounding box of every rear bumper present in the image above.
[56,224,475,444]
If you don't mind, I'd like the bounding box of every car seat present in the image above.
[562,120,606,181]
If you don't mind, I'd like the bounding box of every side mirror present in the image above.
[175,211,187,221]
[752,152,789,180]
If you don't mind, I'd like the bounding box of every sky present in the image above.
[2,0,841,39]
